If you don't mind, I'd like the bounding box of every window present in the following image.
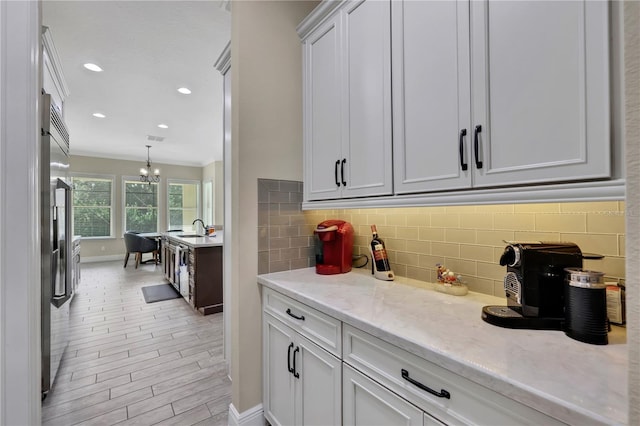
[168,180,201,231]
[71,175,114,238]
[124,179,159,233]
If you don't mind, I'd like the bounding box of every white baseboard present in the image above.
[82,254,122,263]
[228,403,265,426]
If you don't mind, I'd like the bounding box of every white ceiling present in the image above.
[42,0,231,167]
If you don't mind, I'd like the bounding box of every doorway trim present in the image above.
[0,0,42,424]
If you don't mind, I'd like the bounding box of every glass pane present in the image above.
[125,182,158,207]
[125,207,158,233]
[74,207,111,237]
[168,182,199,231]
[72,177,113,236]
[169,184,183,209]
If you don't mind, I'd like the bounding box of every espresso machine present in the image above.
[314,220,354,275]
[482,242,583,329]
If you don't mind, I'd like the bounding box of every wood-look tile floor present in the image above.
[42,260,230,426]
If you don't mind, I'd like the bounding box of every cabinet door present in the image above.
[343,364,424,426]
[304,14,343,201]
[341,0,393,198]
[295,335,341,426]
[263,314,296,426]
[470,0,610,187]
[393,0,471,194]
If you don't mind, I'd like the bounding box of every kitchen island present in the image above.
[163,232,223,314]
[258,267,627,425]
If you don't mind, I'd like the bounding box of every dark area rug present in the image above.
[141,284,181,303]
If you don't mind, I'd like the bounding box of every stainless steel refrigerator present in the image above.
[41,92,72,399]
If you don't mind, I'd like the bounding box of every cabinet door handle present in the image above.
[334,160,340,187]
[459,129,468,171]
[287,342,294,374]
[293,346,300,378]
[341,158,347,186]
[286,308,305,321]
[401,369,450,399]
[473,125,483,169]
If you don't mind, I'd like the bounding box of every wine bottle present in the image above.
[369,225,394,281]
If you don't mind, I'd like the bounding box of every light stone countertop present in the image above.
[163,231,223,248]
[257,267,627,425]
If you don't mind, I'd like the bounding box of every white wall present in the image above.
[229,0,318,414]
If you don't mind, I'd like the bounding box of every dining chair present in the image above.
[123,232,158,268]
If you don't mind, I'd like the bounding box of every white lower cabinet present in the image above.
[262,287,564,426]
[344,363,444,426]
[263,312,341,426]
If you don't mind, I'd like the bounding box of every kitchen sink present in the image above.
[178,234,203,238]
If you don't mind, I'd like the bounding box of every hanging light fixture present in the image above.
[140,145,160,184]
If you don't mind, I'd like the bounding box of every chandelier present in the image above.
[140,145,160,184]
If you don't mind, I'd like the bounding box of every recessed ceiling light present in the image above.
[84,63,103,72]
[92,113,106,118]
[177,87,192,95]
[157,124,169,129]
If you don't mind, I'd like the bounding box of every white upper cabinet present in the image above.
[392,0,471,194]
[42,27,70,116]
[300,0,619,208]
[470,0,610,187]
[304,14,343,200]
[301,0,392,201]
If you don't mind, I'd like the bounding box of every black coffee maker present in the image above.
[482,242,583,330]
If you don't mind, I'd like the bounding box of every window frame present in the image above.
[167,178,201,232]
[122,175,161,234]
[71,173,116,240]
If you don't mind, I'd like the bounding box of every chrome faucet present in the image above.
[192,219,206,234]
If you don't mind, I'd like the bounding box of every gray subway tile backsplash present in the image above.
[257,178,314,274]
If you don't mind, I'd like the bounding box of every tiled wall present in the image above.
[303,202,626,297]
[258,179,315,274]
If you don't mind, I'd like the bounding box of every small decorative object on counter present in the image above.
[206,226,216,237]
[369,224,394,281]
[435,264,468,296]
[606,281,626,325]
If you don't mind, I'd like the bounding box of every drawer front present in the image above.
[343,363,425,426]
[263,287,341,357]
[343,325,564,426]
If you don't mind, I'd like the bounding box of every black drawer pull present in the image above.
[334,160,340,187]
[287,342,294,374]
[401,369,450,399]
[341,158,347,186]
[473,125,483,169]
[286,308,305,321]
[293,346,300,378]
[459,128,468,171]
